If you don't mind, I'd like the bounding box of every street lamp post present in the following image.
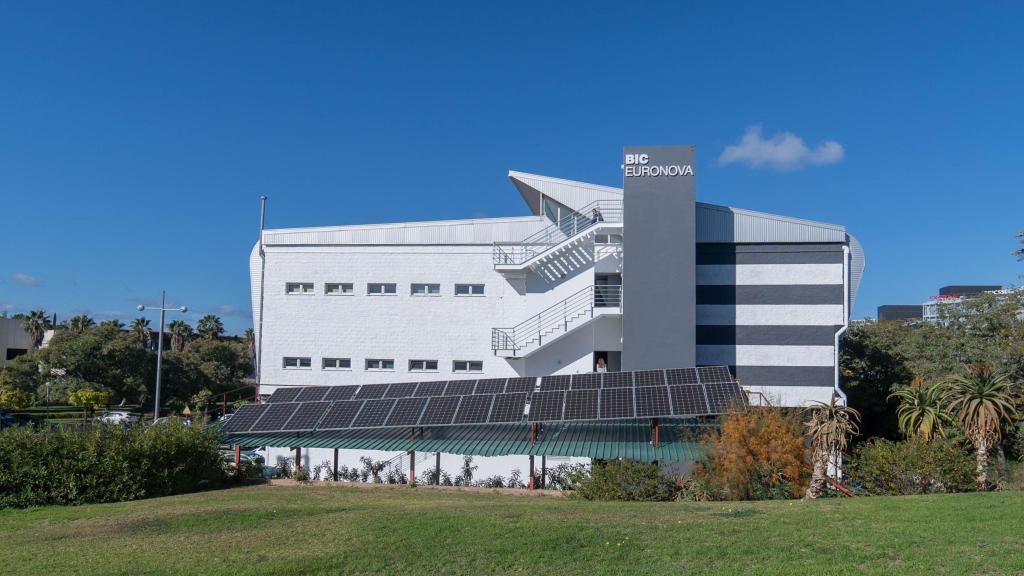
[138,290,187,424]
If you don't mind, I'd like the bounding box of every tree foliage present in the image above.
[889,377,953,442]
[805,394,860,499]
[942,363,1018,488]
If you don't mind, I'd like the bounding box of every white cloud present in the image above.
[13,272,41,287]
[719,125,844,171]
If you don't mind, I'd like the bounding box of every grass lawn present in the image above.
[1,485,1022,576]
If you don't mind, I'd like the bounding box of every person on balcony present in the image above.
[595,357,608,373]
[591,207,604,223]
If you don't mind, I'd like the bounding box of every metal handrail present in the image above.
[492,285,622,354]
[493,199,623,266]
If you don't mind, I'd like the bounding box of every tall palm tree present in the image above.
[196,315,224,340]
[243,327,256,366]
[20,309,51,349]
[99,319,125,330]
[168,320,193,353]
[67,314,95,334]
[130,317,152,349]
[942,363,1018,489]
[804,393,861,499]
[889,377,953,442]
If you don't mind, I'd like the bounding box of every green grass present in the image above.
[1,486,1022,575]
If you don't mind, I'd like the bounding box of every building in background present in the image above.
[922,285,1013,324]
[0,318,33,368]
[877,304,923,322]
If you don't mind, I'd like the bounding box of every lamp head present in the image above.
[136,305,145,312]
[179,306,188,313]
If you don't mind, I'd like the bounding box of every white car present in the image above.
[96,411,140,425]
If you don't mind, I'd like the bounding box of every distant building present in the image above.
[0,318,33,367]
[877,305,922,322]
[922,285,1013,324]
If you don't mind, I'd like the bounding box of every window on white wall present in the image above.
[365,358,395,370]
[322,357,351,370]
[411,283,441,296]
[325,283,354,295]
[595,233,623,244]
[454,284,484,296]
[409,359,438,372]
[452,360,483,373]
[285,283,314,295]
[283,357,312,369]
[368,283,397,295]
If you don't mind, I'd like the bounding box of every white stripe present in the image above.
[697,304,845,326]
[743,385,837,408]
[697,264,844,285]
[697,345,835,367]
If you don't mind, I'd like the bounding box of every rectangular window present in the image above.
[411,283,441,296]
[325,283,354,295]
[322,357,351,370]
[283,357,312,369]
[285,283,314,295]
[454,284,485,296]
[367,283,397,295]
[452,360,483,373]
[409,359,439,372]
[365,358,395,371]
[595,233,623,244]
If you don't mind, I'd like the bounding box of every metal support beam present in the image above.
[541,455,546,489]
[233,444,241,469]
[652,418,660,449]
[408,451,416,486]
[528,455,535,490]
[435,452,441,485]
[294,446,301,477]
[333,448,339,481]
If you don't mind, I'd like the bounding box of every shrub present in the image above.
[566,460,679,501]
[847,438,976,495]
[0,420,227,508]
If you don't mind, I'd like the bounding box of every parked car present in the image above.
[220,449,265,467]
[0,412,43,429]
[96,411,140,425]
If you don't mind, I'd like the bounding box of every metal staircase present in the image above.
[493,199,622,271]
[491,284,622,358]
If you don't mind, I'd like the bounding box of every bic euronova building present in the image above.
[248,146,865,478]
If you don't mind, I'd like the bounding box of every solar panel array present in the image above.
[224,367,746,434]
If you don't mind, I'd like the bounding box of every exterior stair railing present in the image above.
[493,199,623,266]
[492,284,622,356]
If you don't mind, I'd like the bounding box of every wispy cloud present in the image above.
[13,272,42,287]
[719,125,844,171]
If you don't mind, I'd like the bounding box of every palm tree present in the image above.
[196,315,224,340]
[942,363,1018,489]
[20,309,51,349]
[889,377,953,442]
[168,320,193,353]
[67,314,95,334]
[130,317,152,349]
[99,319,125,330]
[804,393,861,499]
[243,328,256,364]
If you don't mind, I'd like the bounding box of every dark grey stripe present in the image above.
[730,366,835,388]
[696,285,843,305]
[696,325,840,346]
[697,243,844,265]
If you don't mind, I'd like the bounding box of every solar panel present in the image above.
[705,382,746,413]
[601,371,633,388]
[354,384,389,400]
[669,385,709,416]
[413,381,446,397]
[474,378,506,394]
[635,386,670,418]
[444,380,476,396]
[666,368,699,386]
[599,387,634,419]
[528,391,565,421]
[284,401,331,430]
[294,387,330,403]
[698,366,733,383]
[539,375,571,391]
[570,373,601,389]
[564,389,599,420]
[385,397,429,426]
[503,377,536,394]
[221,404,268,433]
[352,398,396,427]
[250,403,300,432]
[489,393,527,422]
[384,382,418,398]
[266,388,300,403]
[419,396,460,425]
[453,395,493,424]
[634,369,666,387]
[324,386,357,401]
[318,400,364,430]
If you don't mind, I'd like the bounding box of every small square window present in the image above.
[411,283,441,296]
[368,283,397,295]
[452,360,483,373]
[454,284,484,297]
[322,357,351,370]
[325,283,354,295]
[409,359,439,372]
[286,283,314,295]
[365,358,395,371]
[283,356,312,369]
[595,234,623,245]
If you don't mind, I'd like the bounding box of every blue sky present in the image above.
[1,1,1022,334]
